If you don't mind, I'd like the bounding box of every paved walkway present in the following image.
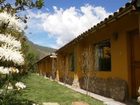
[43,76,126,105]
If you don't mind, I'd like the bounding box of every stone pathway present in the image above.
[72,101,89,105]
[42,102,60,105]
[42,101,89,105]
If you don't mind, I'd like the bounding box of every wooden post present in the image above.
[50,53,57,80]
[55,70,59,81]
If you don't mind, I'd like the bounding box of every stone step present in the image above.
[72,101,89,105]
[42,102,60,105]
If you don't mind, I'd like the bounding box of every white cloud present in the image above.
[27,4,112,48]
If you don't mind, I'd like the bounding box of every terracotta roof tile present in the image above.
[55,2,134,53]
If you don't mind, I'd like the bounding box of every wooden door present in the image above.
[130,30,140,98]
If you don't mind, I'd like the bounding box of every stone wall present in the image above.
[46,73,51,78]
[59,76,73,85]
[59,77,64,83]
[79,77,128,101]
[64,76,73,85]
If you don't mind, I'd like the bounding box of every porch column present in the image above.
[50,53,57,80]
[72,73,80,88]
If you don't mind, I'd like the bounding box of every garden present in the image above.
[20,73,103,105]
[0,0,103,105]
[0,0,140,105]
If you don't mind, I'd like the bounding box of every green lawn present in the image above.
[21,73,103,105]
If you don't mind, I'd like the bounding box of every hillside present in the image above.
[26,40,56,60]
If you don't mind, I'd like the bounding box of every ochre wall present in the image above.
[37,12,139,98]
[77,13,138,78]
[57,13,139,97]
[45,58,52,77]
[37,60,44,75]
[57,47,76,83]
[37,57,52,77]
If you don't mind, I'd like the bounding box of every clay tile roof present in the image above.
[56,2,135,53]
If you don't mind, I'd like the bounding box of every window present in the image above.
[69,53,75,71]
[94,40,111,71]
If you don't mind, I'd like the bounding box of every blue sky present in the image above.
[44,0,128,12]
[25,0,128,49]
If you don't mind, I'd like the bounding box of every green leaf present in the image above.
[35,0,44,9]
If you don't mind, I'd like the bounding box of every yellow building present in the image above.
[37,55,52,77]
[37,2,140,101]
[37,53,57,79]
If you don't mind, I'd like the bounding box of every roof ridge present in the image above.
[56,2,134,53]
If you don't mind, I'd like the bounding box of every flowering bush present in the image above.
[0,34,21,49]
[0,0,43,103]
[0,66,10,74]
[0,12,24,31]
[0,44,24,65]
[0,11,27,105]
[15,82,26,90]
[138,86,140,104]
[0,66,20,74]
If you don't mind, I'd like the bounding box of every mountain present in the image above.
[26,40,56,60]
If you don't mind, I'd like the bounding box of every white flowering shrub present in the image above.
[0,11,28,105]
[0,66,10,74]
[0,0,43,103]
[0,44,24,65]
[0,34,21,49]
[0,66,20,74]
[0,12,25,31]
[138,86,140,104]
[15,82,26,90]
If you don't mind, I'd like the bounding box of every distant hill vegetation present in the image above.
[26,40,56,60]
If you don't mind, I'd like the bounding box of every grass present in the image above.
[20,73,103,105]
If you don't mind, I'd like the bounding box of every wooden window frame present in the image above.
[69,52,75,71]
[94,40,111,71]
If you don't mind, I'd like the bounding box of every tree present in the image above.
[0,0,44,72]
[0,0,44,33]
[0,0,44,12]
[0,17,26,104]
[0,0,44,104]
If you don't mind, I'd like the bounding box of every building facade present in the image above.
[37,2,140,101]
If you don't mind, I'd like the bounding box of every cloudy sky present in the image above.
[25,0,128,49]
